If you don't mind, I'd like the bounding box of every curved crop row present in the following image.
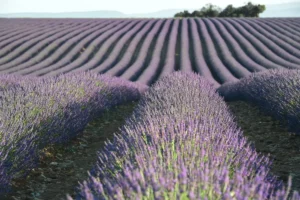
[0,18,299,86]
[0,23,63,59]
[203,18,251,78]
[58,19,142,75]
[0,19,86,56]
[0,20,108,73]
[188,19,219,86]
[69,72,299,200]
[217,69,300,135]
[18,20,126,76]
[0,20,106,69]
[196,19,238,83]
[248,19,300,52]
[119,19,165,80]
[0,71,146,194]
[66,19,142,76]
[90,20,152,74]
[227,19,300,69]
[272,19,300,36]
[0,19,63,44]
[257,19,300,43]
[220,19,284,70]
[158,19,179,78]
[179,18,193,72]
[17,20,117,76]
[29,20,125,76]
[210,19,265,73]
[97,20,157,77]
[136,19,172,85]
[233,19,300,65]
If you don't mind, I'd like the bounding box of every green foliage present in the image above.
[174,2,266,18]
[95,81,104,88]
[174,10,193,18]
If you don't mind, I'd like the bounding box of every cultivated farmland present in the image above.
[0,18,300,200]
[0,18,300,86]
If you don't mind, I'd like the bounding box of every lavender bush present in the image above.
[217,69,300,134]
[68,71,299,200]
[0,71,146,193]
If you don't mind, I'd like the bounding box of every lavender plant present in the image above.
[68,71,299,200]
[217,69,300,134]
[0,71,145,194]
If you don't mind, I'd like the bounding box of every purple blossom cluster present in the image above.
[0,71,146,194]
[68,71,299,200]
[217,69,300,135]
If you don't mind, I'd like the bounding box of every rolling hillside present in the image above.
[0,18,300,87]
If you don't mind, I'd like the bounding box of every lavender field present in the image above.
[0,18,300,86]
[0,18,300,199]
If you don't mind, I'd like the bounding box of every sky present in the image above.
[0,0,299,14]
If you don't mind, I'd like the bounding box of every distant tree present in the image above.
[198,4,222,17]
[191,10,201,17]
[174,10,192,17]
[174,12,183,17]
[174,2,266,18]
[219,4,236,17]
[240,2,266,17]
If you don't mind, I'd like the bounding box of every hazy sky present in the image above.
[0,0,299,14]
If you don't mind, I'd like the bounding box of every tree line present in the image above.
[174,2,266,18]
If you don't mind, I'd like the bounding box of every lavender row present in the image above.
[219,19,284,70]
[246,19,300,52]
[119,19,164,80]
[179,18,193,73]
[66,19,146,76]
[98,20,156,77]
[158,19,179,78]
[9,20,126,75]
[0,26,47,46]
[13,20,116,76]
[232,19,300,65]
[227,19,300,69]
[0,71,147,194]
[196,19,238,83]
[0,19,63,46]
[0,19,85,56]
[90,20,152,74]
[252,19,300,44]
[0,23,63,59]
[0,21,103,73]
[189,19,220,87]
[203,18,251,78]
[136,19,172,85]
[218,68,300,135]
[29,19,126,76]
[210,19,265,73]
[0,19,93,45]
[0,18,300,86]
[0,21,101,69]
[62,20,142,75]
[270,19,300,37]
[69,72,299,199]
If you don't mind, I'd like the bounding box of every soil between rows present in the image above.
[1,100,300,199]
[1,101,138,200]
[227,101,300,194]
